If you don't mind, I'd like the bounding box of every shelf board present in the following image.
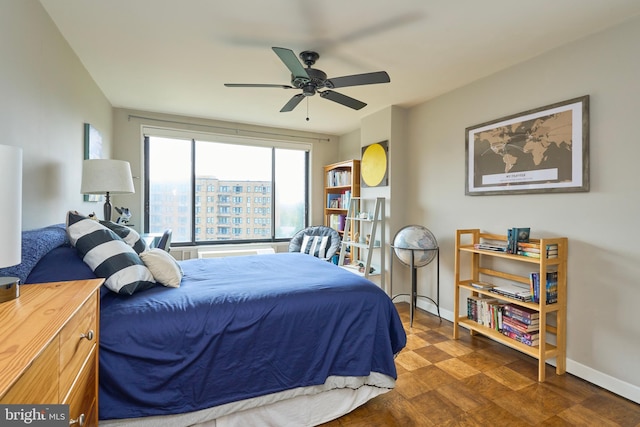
[458,245,562,264]
[459,282,560,312]
[325,185,352,191]
[341,241,381,250]
[339,264,381,277]
[456,317,558,359]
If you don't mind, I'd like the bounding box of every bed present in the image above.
[4,223,406,427]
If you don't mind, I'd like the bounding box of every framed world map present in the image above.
[465,95,589,195]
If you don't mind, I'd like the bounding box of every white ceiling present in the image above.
[40,0,640,135]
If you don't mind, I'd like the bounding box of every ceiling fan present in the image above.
[224,47,390,112]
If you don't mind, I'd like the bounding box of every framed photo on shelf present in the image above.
[465,95,589,196]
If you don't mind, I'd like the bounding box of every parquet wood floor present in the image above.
[322,303,640,426]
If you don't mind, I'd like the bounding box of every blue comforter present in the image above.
[98,253,406,420]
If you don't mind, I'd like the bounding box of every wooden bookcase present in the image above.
[453,229,567,382]
[323,159,360,244]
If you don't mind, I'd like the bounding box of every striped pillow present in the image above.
[300,235,329,259]
[100,220,147,254]
[66,211,155,295]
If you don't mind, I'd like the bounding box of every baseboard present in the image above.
[410,298,640,404]
[566,360,640,404]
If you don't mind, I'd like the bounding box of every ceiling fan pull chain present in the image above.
[306,97,310,121]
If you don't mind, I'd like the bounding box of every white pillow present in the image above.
[300,235,329,259]
[139,248,183,288]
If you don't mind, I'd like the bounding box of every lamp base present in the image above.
[104,191,112,222]
[0,276,20,303]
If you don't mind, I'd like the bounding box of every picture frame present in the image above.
[84,123,103,202]
[361,140,389,187]
[465,95,589,196]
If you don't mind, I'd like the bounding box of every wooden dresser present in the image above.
[0,279,103,426]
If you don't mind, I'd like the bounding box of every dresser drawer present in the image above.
[0,337,59,404]
[64,348,97,427]
[59,292,98,397]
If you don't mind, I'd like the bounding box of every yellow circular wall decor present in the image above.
[361,142,388,187]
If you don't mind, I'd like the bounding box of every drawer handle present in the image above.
[70,413,85,426]
[80,330,94,341]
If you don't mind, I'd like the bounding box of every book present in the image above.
[503,304,539,320]
[470,281,495,290]
[502,330,539,346]
[530,271,558,304]
[502,316,539,333]
[516,243,558,252]
[503,311,540,327]
[518,250,558,259]
[501,323,540,341]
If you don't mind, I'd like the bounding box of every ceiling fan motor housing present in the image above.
[292,67,327,91]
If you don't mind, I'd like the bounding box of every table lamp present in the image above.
[81,159,135,221]
[0,145,22,303]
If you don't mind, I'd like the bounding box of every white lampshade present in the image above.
[81,159,135,195]
[0,145,22,269]
[81,159,134,221]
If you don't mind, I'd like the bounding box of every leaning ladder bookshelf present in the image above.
[453,229,567,382]
[337,197,385,291]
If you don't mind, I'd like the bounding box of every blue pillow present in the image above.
[25,246,96,284]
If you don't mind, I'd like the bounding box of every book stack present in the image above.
[489,282,534,302]
[341,191,351,211]
[517,242,559,259]
[506,227,530,254]
[501,304,540,346]
[467,295,503,330]
[326,169,351,187]
[529,271,558,304]
[329,214,346,232]
[473,241,507,252]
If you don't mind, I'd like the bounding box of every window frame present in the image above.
[143,128,310,246]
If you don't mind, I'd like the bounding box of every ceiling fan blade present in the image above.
[326,71,390,89]
[272,47,310,81]
[280,94,305,112]
[319,90,366,110]
[224,83,294,89]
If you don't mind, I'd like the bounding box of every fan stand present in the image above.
[390,245,441,328]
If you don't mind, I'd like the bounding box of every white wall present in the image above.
[402,16,640,402]
[0,0,113,229]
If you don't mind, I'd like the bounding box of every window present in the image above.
[145,132,308,244]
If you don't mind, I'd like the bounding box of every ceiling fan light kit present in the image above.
[224,47,390,114]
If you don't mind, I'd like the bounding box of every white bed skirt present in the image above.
[100,372,395,427]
